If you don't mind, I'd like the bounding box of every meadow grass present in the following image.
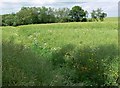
[2,17,118,86]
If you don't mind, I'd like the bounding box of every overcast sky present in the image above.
[0,0,119,17]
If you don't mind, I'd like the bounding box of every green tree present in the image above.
[15,7,38,25]
[91,8,107,22]
[69,6,86,22]
[37,7,48,23]
[2,13,15,26]
[46,7,56,23]
[85,11,89,18]
[37,7,56,23]
[55,8,70,22]
[99,12,107,21]
[1,6,108,26]
[91,10,98,21]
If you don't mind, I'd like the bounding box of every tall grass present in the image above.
[2,17,118,86]
[2,41,54,86]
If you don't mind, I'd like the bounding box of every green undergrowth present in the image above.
[2,17,119,86]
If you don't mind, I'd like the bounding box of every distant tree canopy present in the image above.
[69,6,87,22]
[91,8,107,21]
[2,6,107,26]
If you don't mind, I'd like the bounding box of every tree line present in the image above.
[1,6,107,26]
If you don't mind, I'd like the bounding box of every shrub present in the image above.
[51,44,118,86]
[81,18,87,22]
[2,41,53,86]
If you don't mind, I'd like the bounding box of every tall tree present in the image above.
[15,7,38,25]
[47,7,56,23]
[99,12,107,21]
[69,6,86,22]
[55,8,70,22]
[91,10,98,21]
[37,7,48,23]
[91,8,107,22]
[2,13,15,26]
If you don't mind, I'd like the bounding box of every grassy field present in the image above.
[2,17,118,86]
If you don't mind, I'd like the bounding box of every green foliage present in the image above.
[2,18,118,86]
[37,7,56,23]
[69,6,86,22]
[55,8,70,22]
[2,41,53,86]
[2,13,16,26]
[91,8,107,22]
[15,7,38,25]
[2,6,107,26]
[51,44,118,86]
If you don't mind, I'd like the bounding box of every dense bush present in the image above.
[2,41,53,86]
[81,18,88,22]
[3,40,118,86]
[51,44,118,86]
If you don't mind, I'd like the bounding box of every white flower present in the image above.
[44,43,47,46]
[15,33,18,36]
[53,48,56,50]
[28,35,33,39]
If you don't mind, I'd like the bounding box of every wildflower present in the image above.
[48,30,52,33]
[28,35,33,39]
[101,59,104,62]
[53,48,56,50]
[51,47,57,51]
[57,47,61,50]
[44,43,47,46]
[34,37,37,40]
[14,33,18,36]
